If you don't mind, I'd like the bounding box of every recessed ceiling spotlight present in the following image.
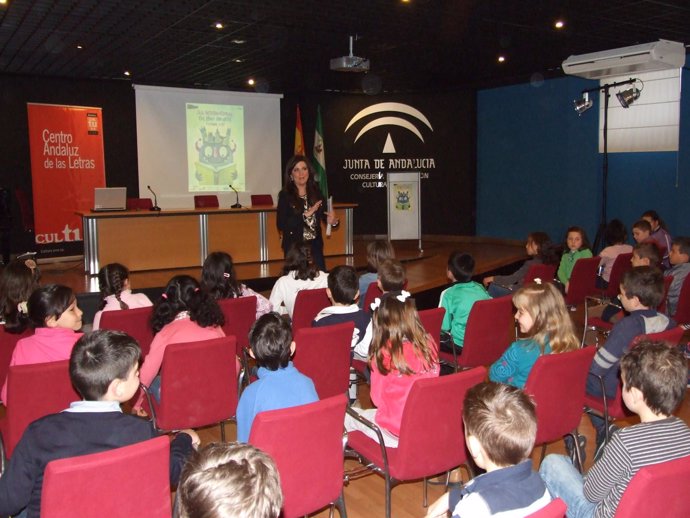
[76,44,83,49]
[124,70,131,77]
[232,39,246,44]
[233,58,244,63]
[0,0,8,5]
[247,78,255,86]
[497,55,506,63]
[554,20,565,29]
[215,22,224,30]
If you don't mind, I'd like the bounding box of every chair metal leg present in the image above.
[385,472,392,518]
[423,477,428,507]
[220,421,226,442]
[334,492,347,518]
[538,443,547,467]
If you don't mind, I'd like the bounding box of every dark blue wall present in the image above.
[477,70,690,245]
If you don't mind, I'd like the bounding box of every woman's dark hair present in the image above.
[98,263,130,310]
[150,275,224,335]
[0,259,41,333]
[642,210,668,231]
[528,232,560,266]
[563,226,591,251]
[201,252,242,299]
[281,241,320,280]
[22,284,75,332]
[605,219,628,246]
[282,155,323,207]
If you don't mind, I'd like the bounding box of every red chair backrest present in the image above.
[0,360,79,459]
[458,296,514,368]
[293,322,354,399]
[658,275,673,315]
[250,194,274,206]
[125,197,153,210]
[0,325,32,391]
[153,337,238,431]
[291,288,330,332]
[98,307,154,358]
[217,296,257,353]
[525,498,567,518]
[524,264,557,284]
[615,455,690,517]
[363,282,383,313]
[564,257,601,306]
[418,307,445,346]
[193,195,219,208]
[671,274,690,324]
[41,436,171,518]
[393,367,486,480]
[602,253,633,298]
[524,347,596,445]
[249,395,348,518]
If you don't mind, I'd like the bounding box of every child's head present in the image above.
[26,284,82,331]
[0,258,41,332]
[526,232,551,256]
[201,251,241,299]
[620,340,686,417]
[462,382,536,469]
[327,265,359,305]
[282,241,319,280]
[151,275,225,334]
[512,282,579,354]
[69,330,141,402]
[366,240,395,273]
[632,219,652,244]
[377,259,406,292]
[177,442,282,518]
[249,312,294,371]
[98,263,131,310]
[447,251,474,283]
[564,226,590,252]
[669,237,690,266]
[619,266,664,310]
[605,219,628,246]
[641,210,665,232]
[631,242,660,267]
[370,294,437,376]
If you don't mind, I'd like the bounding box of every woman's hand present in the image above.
[326,210,339,226]
[305,200,322,217]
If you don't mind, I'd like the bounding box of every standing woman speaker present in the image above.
[277,155,338,271]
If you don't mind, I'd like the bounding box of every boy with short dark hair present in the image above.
[377,258,406,293]
[541,341,690,518]
[177,442,283,518]
[0,330,197,518]
[438,251,491,349]
[236,313,318,442]
[631,219,652,244]
[631,242,661,268]
[665,236,690,316]
[425,382,551,517]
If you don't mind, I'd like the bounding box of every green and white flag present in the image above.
[312,105,328,200]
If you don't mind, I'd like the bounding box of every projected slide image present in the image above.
[186,103,245,192]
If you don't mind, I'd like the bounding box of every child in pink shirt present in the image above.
[1,284,83,403]
[92,263,153,330]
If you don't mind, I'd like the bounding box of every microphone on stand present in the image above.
[229,184,242,209]
[147,185,162,211]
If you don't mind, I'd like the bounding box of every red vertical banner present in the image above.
[27,103,106,256]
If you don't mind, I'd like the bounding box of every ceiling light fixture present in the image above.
[247,78,255,86]
[497,55,506,63]
[76,44,83,49]
[124,70,131,77]
[573,92,593,115]
[234,58,243,63]
[215,22,224,30]
[616,87,641,108]
[232,39,246,44]
[554,20,565,29]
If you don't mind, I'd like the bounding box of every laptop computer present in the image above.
[93,187,127,211]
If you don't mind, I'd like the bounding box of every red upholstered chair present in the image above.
[193,195,219,208]
[0,326,31,392]
[141,337,238,441]
[601,253,632,299]
[291,288,330,332]
[524,263,557,284]
[438,295,514,371]
[614,455,690,517]
[126,197,153,210]
[41,436,172,518]
[249,394,348,518]
[563,257,600,306]
[0,360,79,464]
[525,498,567,518]
[293,322,354,399]
[657,274,674,315]
[671,274,690,324]
[217,296,256,353]
[418,307,445,347]
[346,367,487,518]
[584,327,684,443]
[250,194,273,206]
[363,282,383,313]
[524,347,596,472]
[98,306,155,358]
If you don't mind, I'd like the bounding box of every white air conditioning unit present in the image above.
[562,39,686,79]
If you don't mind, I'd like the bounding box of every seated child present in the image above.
[92,262,153,330]
[313,264,372,358]
[425,382,551,517]
[557,226,593,292]
[236,313,318,442]
[631,219,652,245]
[177,442,282,518]
[0,257,40,332]
[439,251,490,350]
[490,281,579,389]
[642,209,672,268]
[0,330,198,518]
[541,341,690,518]
[587,266,673,447]
[596,219,633,289]
[359,240,395,309]
[665,236,690,316]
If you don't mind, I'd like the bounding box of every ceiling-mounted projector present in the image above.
[330,35,370,72]
[562,39,685,79]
